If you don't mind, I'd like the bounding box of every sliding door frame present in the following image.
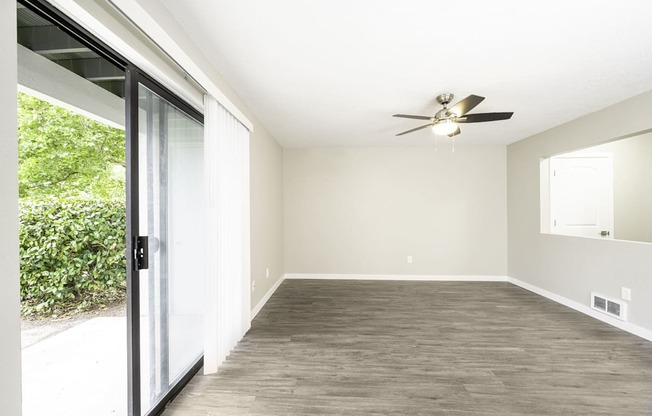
[19,1,204,415]
[126,67,204,416]
[19,0,127,70]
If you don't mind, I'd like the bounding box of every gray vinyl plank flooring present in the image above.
[163,280,652,415]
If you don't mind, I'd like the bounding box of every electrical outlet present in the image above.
[266,268,270,279]
[251,280,256,293]
[407,255,413,264]
[621,287,631,301]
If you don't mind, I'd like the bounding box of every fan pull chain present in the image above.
[452,136,456,153]
[434,134,438,152]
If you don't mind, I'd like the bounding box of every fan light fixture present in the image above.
[432,119,458,136]
[393,93,514,138]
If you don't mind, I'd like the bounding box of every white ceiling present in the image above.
[161,0,652,148]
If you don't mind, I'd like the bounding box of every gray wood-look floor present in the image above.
[163,280,652,415]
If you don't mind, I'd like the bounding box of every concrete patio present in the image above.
[21,317,127,416]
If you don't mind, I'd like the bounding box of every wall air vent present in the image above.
[593,295,607,311]
[591,293,627,321]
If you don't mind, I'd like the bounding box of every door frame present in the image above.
[125,67,204,416]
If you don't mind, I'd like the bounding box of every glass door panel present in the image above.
[136,83,204,415]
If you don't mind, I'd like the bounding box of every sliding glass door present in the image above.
[15,2,206,414]
[127,69,205,416]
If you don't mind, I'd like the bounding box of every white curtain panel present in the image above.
[203,95,251,374]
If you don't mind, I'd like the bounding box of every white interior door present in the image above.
[550,154,613,239]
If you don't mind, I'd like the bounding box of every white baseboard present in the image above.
[508,277,652,342]
[284,273,508,282]
[250,274,286,320]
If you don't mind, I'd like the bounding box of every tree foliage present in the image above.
[18,93,127,316]
[18,93,125,200]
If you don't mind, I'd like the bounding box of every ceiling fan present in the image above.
[393,93,513,137]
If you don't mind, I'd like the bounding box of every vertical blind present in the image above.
[203,95,251,374]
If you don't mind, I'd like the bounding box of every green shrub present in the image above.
[19,198,126,316]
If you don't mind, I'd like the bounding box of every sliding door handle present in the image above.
[134,236,149,270]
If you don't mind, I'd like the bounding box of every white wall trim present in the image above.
[508,277,652,342]
[250,275,286,321]
[284,273,508,281]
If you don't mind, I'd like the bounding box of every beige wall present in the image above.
[508,90,652,333]
[0,2,22,415]
[610,133,652,243]
[250,127,284,307]
[284,146,507,276]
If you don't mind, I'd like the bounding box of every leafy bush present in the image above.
[20,198,127,316]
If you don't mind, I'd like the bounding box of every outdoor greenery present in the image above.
[19,199,126,316]
[18,93,125,200]
[18,93,127,316]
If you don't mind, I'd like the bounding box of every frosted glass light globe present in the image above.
[432,119,458,136]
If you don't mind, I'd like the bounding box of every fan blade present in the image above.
[448,126,461,137]
[396,123,432,136]
[448,95,485,117]
[458,112,514,123]
[393,114,432,120]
